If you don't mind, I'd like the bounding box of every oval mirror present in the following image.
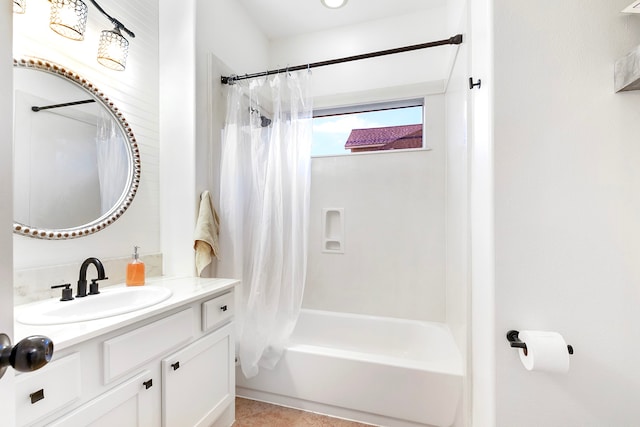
[13,58,140,239]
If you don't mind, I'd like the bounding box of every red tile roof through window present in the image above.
[344,124,422,152]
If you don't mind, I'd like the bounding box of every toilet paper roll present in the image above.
[518,330,570,373]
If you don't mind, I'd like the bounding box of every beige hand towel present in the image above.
[194,190,220,276]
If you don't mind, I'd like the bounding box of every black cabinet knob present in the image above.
[171,361,180,371]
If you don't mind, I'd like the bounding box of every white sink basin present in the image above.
[17,286,173,325]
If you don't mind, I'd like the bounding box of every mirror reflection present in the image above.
[13,59,140,239]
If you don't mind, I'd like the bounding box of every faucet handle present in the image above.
[51,284,73,301]
[88,277,109,295]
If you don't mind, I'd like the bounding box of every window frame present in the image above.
[311,97,428,158]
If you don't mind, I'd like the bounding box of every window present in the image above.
[312,99,424,157]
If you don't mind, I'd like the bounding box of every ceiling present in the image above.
[236,0,447,40]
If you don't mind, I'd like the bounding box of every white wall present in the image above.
[469,0,495,424]
[270,7,450,105]
[194,0,269,278]
[0,3,15,423]
[158,0,269,278]
[306,96,446,321]
[493,1,640,425]
[445,2,469,427]
[445,2,469,362]
[158,0,196,277]
[13,0,160,271]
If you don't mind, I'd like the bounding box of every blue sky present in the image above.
[311,106,423,156]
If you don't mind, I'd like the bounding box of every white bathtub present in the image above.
[236,309,463,427]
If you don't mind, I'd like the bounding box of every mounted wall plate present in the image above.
[615,45,640,92]
[622,1,640,13]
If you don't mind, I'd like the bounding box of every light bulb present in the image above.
[321,0,348,9]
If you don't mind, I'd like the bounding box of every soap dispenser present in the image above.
[126,246,145,286]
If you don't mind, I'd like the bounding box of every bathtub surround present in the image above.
[268,9,451,324]
[306,96,446,322]
[219,71,313,378]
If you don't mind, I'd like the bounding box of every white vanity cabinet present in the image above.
[15,282,237,427]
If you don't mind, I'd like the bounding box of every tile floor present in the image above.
[234,397,374,427]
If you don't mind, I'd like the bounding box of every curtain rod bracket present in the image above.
[469,77,482,90]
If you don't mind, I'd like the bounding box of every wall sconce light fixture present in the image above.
[49,0,88,40]
[97,28,128,71]
[13,0,26,14]
[47,0,135,71]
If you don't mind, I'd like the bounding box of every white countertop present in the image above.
[14,276,240,351]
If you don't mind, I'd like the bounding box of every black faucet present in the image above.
[76,257,108,298]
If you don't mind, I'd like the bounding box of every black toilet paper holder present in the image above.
[506,330,574,356]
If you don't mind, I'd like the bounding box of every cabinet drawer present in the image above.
[16,353,81,426]
[103,308,194,383]
[48,370,156,427]
[201,292,233,332]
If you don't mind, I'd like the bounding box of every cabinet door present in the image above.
[16,353,81,426]
[47,371,158,427]
[162,323,234,427]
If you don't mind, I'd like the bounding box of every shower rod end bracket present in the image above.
[221,76,237,85]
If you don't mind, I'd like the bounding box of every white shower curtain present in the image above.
[219,71,312,379]
[96,109,129,215]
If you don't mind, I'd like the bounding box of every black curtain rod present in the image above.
[221,34,462,85]
[31,99,96,112]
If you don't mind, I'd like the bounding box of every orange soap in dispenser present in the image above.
[126,246,145,286]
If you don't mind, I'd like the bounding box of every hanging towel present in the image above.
[194,190,221,276]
